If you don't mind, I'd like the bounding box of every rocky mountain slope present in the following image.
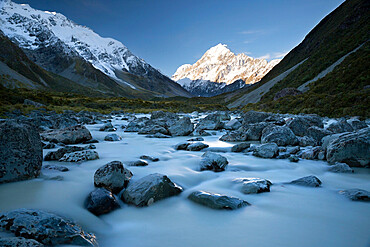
[223,0,369,117]
[172,44,280,96]
[0,0,191,98]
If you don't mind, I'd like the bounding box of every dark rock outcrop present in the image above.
[0,120,42,183]
[85,188,121,216]
[188,191,250,210]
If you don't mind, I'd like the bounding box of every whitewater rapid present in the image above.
[0,114,369,247]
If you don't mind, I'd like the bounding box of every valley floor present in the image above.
[0,114,369,247]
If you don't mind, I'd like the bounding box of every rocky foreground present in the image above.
[0,109,369,246]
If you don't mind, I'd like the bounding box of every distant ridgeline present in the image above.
[221,0,370,117]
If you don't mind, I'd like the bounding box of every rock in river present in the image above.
[289,175,322,187]
[59,150,99,162]
[199,151,228,172]
[253,143,279,159]
[85,188,121,216]
[121,173,183,207]
[94,161,133,193]
[0,208,97,246]
[233,178,272,194]
[0,120,42,184]
[0,237,43,247]
[41,125,92,144]
[339,189,370,202]
[188,191,250,210]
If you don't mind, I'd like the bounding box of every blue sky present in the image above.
[14,0,345,76]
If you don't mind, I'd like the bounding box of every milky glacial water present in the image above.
[0,115,369,247]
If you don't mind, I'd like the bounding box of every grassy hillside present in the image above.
[0,85,227,117]
[224,0,370,117]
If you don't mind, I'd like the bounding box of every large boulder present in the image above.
[121,173,183,207]
[41,125,92,144]
[84,188,121,216]
[233,178,272,194]
[0,237,43,247]
[224,119,242,130]
[196,113,223,130]
[286,117,313,137]
[241,111,272,124]
[168,116,194,136]
[151,111,179,121]
[339,189,370,202]
[219,131,246,142]
[0,120,42,184]
[347,118,367,130]
[245,122,272,140]
[289,175,322,187]
[326,128,370,167]
[59,150,99,162]
[306,126,332,144]
[94,161,132,193]
[188,191,250,210]
[261,125,298,146]
[138,125,169,135]
[199,151,228,172]
[104,133,122,141]
[327,119,354,133]
[253,143,279,158]
[44,145,94,161]
[124,118,148,132]
[231,143,250,152]
[186,142,209,151]
[99,122,116,132]
[0,209,97,246]
[327,162,354,173]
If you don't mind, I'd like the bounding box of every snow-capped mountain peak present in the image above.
[172,43,281,96]
[0,0,150,84]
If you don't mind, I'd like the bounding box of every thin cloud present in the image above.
[238,30,264,35]
[258,51,288,60]
[243,40,252,44]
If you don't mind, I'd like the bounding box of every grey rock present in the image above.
[188,191,250,210]
[298,136,317,147]
[339,189,370,202]
[300,147,322,160]
[193,129,212,136]
[187,137,204,142]
[231,142,250,152]
[85,188,121,216]
[43,164,69,172]
[326,127,370,167]
[125,118,148,132]
[0,209,97,246]
[233,178,272,194]
[224,119,242,130]
[261,125,298,146]
[104,133,122,141]
[174,142,190,150]
[168,116,194,136]
[0,120,42,184]
[23,99,45,108]
[219,131,246,142]
[186,142,209,151]
[41,125,92,144]
[327,119,354,133]
[59,150,99,162]
[99,122,116,132]
[287,146,300,154]
[306,126,332,144]
[151,111,179,120]
[138,125,169,135]
[196,113,223,130]
[347,118,367,130]
[200,151,228,172]
[245,122,272,141]
[242,111,272,124]
[140,155,159,162]
[127,160,149,167]
[0,237,43,247]
[328,162,354,173]
[44,145,92,161]
[289,175,322,187]
[286,117,312,137]
[94,161,132,193]
[289,155,299,162]
[253,143,279,158]
[146,133,171,138]
[121,173,183,207]
[277,153,291,159]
